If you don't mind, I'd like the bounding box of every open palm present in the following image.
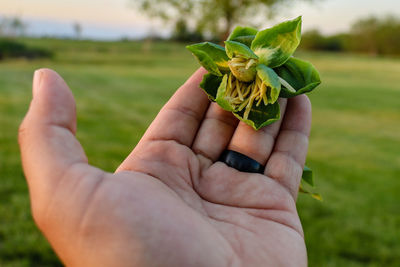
[19,68,310,266]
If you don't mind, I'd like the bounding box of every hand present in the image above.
[19,68,310,266]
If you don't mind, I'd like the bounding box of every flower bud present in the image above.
[228,57,258,82]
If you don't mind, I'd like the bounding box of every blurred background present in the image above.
[1,0,399,266]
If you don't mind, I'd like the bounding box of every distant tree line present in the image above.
[0,38,53,60]
[171,13,400,56]
[0,16,84,61]
[0,16,53,60]
[300,15,400,56]
[135,0,318,41]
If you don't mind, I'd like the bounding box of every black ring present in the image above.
[219,150,264,174]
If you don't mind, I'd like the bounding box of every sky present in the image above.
[1,0,400,40]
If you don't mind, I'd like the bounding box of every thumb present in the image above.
[19,69,91,217]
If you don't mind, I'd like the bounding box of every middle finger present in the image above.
[227,98,287,165]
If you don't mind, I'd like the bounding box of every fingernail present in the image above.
[33,70,43,98]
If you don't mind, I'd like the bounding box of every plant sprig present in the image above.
[187,16,322,199]
[187,16,321,130]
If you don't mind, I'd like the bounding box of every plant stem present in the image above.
[278,76,296,93]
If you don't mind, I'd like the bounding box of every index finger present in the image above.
[139,68,210,146]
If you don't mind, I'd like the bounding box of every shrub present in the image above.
[0,39,52,60]
[300,30,346,52]
[350,16,400,55]
[300,15,400,56]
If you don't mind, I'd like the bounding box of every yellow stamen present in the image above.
[227,74,233,96]
[243,84,258,119]
[263,93,268,105]
[224,72,272,119]
[236,79,243,101]
[243,84,252,98]
[238,97,250,111]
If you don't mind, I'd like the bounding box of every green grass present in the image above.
[1,38,400,266]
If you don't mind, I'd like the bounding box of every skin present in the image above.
[19,68,311,267]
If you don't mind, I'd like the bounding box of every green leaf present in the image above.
[199,73,223,101]
[225,40,258,59]
[302,165,314,186]
[228,26,258,47]
[251,16,302,68]
[186,42,230,76]
[215,74,235,111]
[299,184,322,201]
[275,57,321,98]
[232,35,256,48]
[256,64,281,104]
[300,166,321,201]
[233,101,280,130]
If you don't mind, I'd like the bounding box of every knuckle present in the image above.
[18,121,28,145]
[18,115,34,146]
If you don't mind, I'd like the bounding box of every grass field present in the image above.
[0,38,399,266]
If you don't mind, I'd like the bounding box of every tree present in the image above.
[134,0,316,40]
[172,18,204,42]
[300,29,346,52]
[0,19,5,36]
[0,17,27,37]
[11,18,25,36]
[73,22,82,40]
[350,15,400,55]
